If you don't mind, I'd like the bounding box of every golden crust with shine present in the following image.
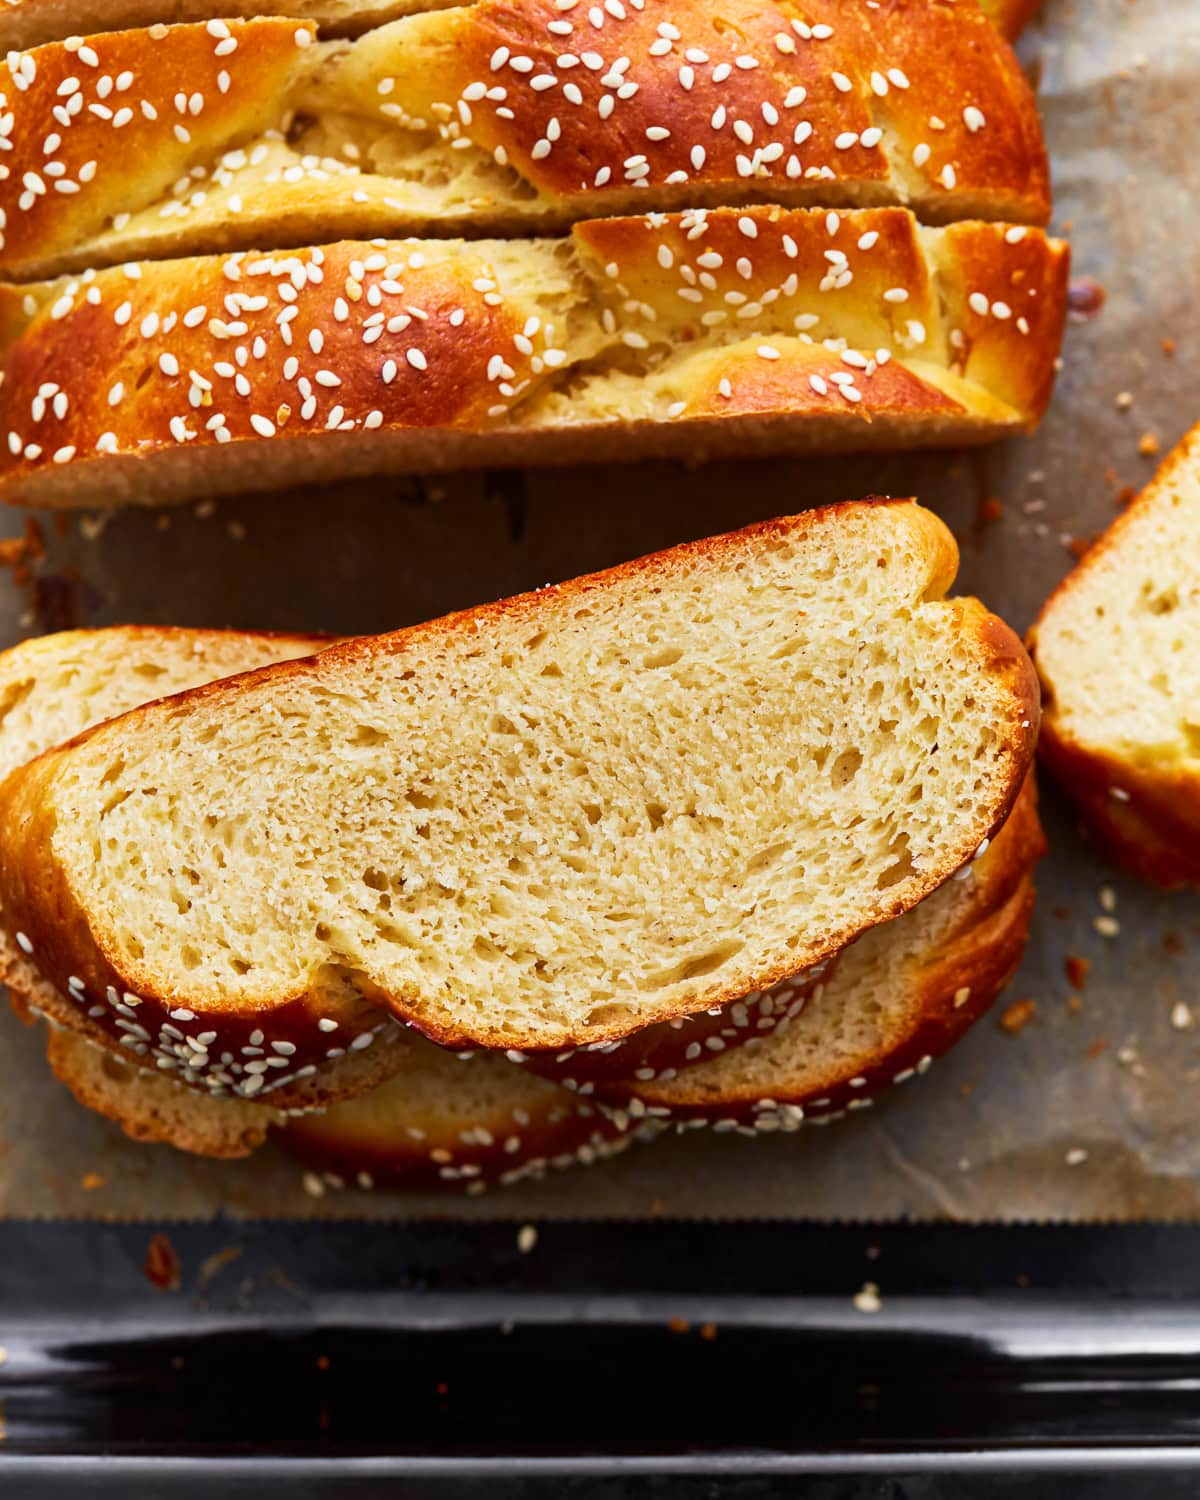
[0,209,1068,510]
[0,0,1049,280]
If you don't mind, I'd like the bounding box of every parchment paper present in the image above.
[1,0,1198,1221]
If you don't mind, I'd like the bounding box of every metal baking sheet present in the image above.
[0,0,1197,1220]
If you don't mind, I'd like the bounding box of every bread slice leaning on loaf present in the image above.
[0,0,1041,57]
[0,1,1049,280]
[0,618,1041,1181]
[0,209,1069,510]
[0,500,1039,1088]
[1029,422,1200,887]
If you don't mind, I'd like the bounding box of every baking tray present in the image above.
[4,0,1200,1483]
[7,1219,1200,1493]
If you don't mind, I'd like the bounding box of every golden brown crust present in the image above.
[0,210,1068,510]
[611,773,1044,1120]
[390,0,1049,224]
[1033,729,1200,889]
[0,0,1050,280]
[1,920,416,1111]
[44,1025,280,1157]
[0,500,1040,1068]
[0,20,317,280]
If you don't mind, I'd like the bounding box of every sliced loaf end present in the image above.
[1030,423,1200,885]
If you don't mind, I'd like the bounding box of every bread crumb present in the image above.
[668,1316,690,1335]
[80,1172,105,1191]
[302,1171,326,1198]
[853,1282,882,1314]
[1094,915,1120,938]
[1065,1148,1089,1167]
[144,1232,181,1292]
[1098,885,1117,913]
[977,497,1004,524]
[1114,391,1133,410]
[999,998,1037,1034]
[1138,432,1160,458]
[196,1245,241,1293]
[0,1347,7,1368]
[1064,954,1091,991]
[517,1224,538,1254]
[699,1323,718,1341]
[1163,338,1177,356]
[1064,533,1094,560]
[1171,1002,1194,1032]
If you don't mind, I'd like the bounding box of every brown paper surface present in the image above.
[1,0,1198,1222]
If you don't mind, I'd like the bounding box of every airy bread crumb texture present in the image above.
[0,501,1037,1054]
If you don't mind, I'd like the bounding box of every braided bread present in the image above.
[0,207,1067,509]
[0,2,1048,281]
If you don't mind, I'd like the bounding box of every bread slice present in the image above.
[0,501,1039,1096]
[1029,422,1200,887]
[0,3,1049,280]
[0,626,419,1120]
[0,619,1039,1176]
[276,773,1042,1186]
[0,0,1040,55]
[0,209,1068,510]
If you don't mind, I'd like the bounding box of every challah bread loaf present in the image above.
[0,501,1039,1083]
[0,1,1049,280]
[0,208,1068,510]
[0,0,1040,55]
[0,617,1039,1176]
[1029,422,1200,888]
[0,625,415,1113]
